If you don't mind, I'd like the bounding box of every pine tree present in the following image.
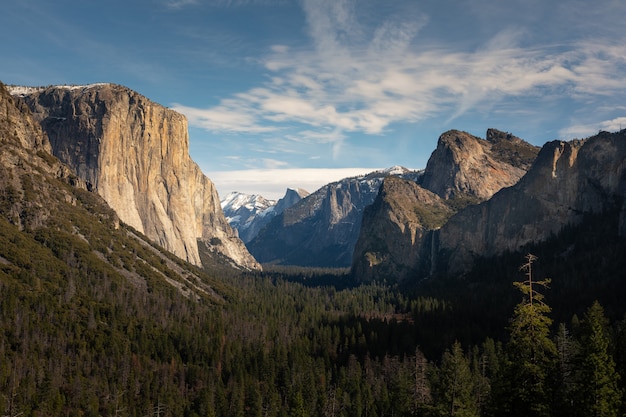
[553,322,578,416]
[471,339,499,416]
[572,301,622,417]
[434,341,478,417]
[492,254,556,417]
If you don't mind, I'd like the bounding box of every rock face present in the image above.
[351,177,452,282]
[248,167,422,267]
[0,82,97,230]
[352,129,540,282]
[10,84,259,270]
[420,129,538,201]
[0,85,51,153]
[435,131,626,276]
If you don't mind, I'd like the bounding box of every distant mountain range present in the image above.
[244,166,423,267]
[231,129,540,270]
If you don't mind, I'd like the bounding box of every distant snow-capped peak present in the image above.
[221,191,275,214]
[221,188,309,244]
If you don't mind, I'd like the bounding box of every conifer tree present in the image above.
[572,301,622,417]
[492,254,556,417]
[553,322,578,416]
[433,341,478,417]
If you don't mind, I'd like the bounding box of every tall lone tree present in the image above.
[492,254,557,417]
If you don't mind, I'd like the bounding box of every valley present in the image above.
[2,80,626,416]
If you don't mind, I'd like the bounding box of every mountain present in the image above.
[352,128,626,284]
[221,188,309,243]
[0,83,80,230]
[221,192,276,243]
[352,129,540,283]
[247,167,422,267]
[5,79,626,416]
[434,131,626,276]
[0,80,227,298]
[9,83,259,271]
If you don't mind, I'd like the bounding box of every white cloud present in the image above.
[261,158,289,169]
[559,116,626,139]
[601,117,626,132]
[207,167,384,200]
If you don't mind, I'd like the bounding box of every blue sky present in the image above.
[2,0,626,199]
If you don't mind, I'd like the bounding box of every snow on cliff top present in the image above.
[7,83,111,96]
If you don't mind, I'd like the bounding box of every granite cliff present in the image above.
[420,129,538,201]
[435,131,626,276]
[10,84,259,270]
[351,177,452,282]
[352,129,540,283]
[1,79,227,304]
[0,82,88,231]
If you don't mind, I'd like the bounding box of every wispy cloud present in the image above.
[164,0,199,9]
[175,0,626,155]
[165,0,286,8]
[173,102,276,133]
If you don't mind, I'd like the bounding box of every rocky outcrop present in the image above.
[248,167,422,267]
[420,129,538,201]
[274,188,310,216]
[10,84,259,270]
[435,131,626,276]
[352,129,539,282]
[351,177,452,283]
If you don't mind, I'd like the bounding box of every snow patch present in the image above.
[7,83,111,97]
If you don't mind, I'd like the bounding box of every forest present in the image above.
[1,169,626,416]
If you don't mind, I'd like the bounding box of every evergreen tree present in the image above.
[572,301,622,417]
[553,322,578,416]
[491,254,556,417]
[433,341,477,417]
[471,339,499,416]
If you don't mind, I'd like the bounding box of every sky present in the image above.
[2,0,626,200]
